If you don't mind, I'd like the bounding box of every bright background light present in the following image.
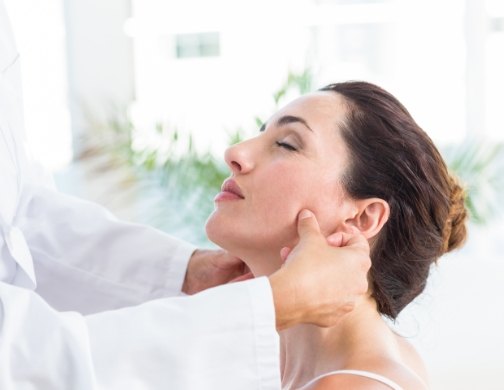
[4,1,503,389]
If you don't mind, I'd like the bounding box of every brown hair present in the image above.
[320,81,468,318]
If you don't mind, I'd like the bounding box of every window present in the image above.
[175,32,220,58]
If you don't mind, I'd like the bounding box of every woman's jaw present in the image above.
[206,212,299,277]
[206,204,357,277]
[205,92,353,276]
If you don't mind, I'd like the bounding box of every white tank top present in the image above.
[296,369,404,390]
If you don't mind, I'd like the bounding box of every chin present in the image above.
[206,211,288,276]
[205,213,240,253]
[205,215,223,247]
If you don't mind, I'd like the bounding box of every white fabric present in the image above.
[297,369,404,390]
[0,277,280,390]
[0,1,281,388]
[17,187,197,313]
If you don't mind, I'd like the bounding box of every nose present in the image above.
[224,140,255,174]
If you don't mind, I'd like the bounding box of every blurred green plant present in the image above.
[81,70,503,246]
[273,69,313,105]
[255,69,314,128]
[442,139,504,224]
[105,117,236,245]
[91,70,314,245]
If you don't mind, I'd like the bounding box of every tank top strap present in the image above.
[297,369,404,390]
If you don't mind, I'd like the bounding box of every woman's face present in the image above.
[206,91,356,275]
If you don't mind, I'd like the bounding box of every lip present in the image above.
[214,178,245,202]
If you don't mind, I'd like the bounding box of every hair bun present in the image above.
[442,176,468,253]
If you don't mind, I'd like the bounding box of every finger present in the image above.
[229,272,254,283]
[280,247,292,263]
[297,209,322,241]
[326,232,344,247]
[220,253,247,268]
[342,232,370,250]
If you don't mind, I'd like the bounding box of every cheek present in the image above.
[251,164,341,242]
[275,171,346,237]
[205,161,346,252]
[253,164,306,219]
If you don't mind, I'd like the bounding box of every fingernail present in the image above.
[299,209,313,220]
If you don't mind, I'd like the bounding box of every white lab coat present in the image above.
[0,2,281,389]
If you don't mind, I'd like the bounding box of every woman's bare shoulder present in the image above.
[310,373,395,390]
[309,364,428,390]
[393,333,429,380]
[308,346,429,390]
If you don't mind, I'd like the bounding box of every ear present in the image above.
[345,198,390,239]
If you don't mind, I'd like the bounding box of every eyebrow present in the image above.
[259,115,314,133]
[276,115,314,132]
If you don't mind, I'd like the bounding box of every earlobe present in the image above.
[345,198,390,239]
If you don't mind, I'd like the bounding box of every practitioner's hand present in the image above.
[182,249,252,295]
[269,209,371,330]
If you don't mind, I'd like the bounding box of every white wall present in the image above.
[396,220,504,389]
[4,0,71,169]
[63,0,134,155]
[5,0,504,388]
[128,0,315,155]
[127,0,497,157]
[105,1,504,388]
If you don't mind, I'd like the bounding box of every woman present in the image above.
[206,81,467,389]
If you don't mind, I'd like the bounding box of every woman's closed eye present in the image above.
[276,140,298,152]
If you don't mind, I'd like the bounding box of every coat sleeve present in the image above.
[2,0,195,313]
[0,277,281,390]
[16,186,197,314]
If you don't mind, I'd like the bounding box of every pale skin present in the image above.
[205,91,429,389]
[183,211,372,330]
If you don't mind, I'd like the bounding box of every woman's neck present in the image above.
[242,251,401,388]
[241,249,284,277]
[279,296,400,389]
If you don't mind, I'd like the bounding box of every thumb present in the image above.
[326,232,344,247]
[297,209,322,241]
[344,232,370,251]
